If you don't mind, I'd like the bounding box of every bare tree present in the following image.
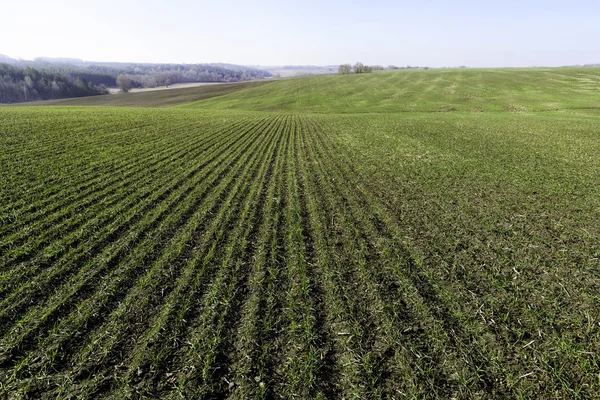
[353,62,365,74]
[338,64,352,74]
[116,75,132,93]
[23,76,34,100]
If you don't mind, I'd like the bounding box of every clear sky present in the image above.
[2,0,599,67]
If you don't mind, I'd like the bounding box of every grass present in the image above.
[179,67,600,114]
[1,68,599,399]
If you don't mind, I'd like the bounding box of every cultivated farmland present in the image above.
[1,69,599,399]
[24,80,270,108]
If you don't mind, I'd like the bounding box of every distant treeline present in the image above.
[0,64,108,103]
[107,64,271,89]
[0,56,272,102]
[338,62,384,74]
[8,63,271,88]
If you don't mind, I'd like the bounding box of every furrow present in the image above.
[42,115,285,399]
[0,120,199,251]
[0,117,255,295]
[158,115,288,399]
[0,117,272,363]
[0,117,265,318]
[273,114,323,398]
[308,117,488,396]
[224,116,289,399]
[0,115,283,397]
[0,119,199,235]
[295,117,381,399]
[0,119,246,262]
[242,114,292,399]
[225,115,290,400]
[290,114,341,399]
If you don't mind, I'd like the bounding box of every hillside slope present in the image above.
[180,68,600,113]
[2,69,600,398]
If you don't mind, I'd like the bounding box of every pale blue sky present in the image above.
[2,0,599,67]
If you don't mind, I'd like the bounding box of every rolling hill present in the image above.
[181,67,600,114]
[1,68,599,399]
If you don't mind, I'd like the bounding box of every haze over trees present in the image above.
[353,62,366,73]
[338,62,375,74]
[116,75,132,93]
[337,63,436,74]
[110,64,270,89]
[0,56,272,102]
[0,63,108,103]
[338,64,352,74]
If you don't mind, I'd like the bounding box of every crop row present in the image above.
[1,107,598,399]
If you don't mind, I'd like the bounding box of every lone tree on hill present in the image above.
[338,64,352,74]
[353,62,365,74]
[116,75,132,93]
[353,62,373,74]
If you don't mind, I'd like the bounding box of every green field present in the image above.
[1,69,599,399]
[181,68,600,114]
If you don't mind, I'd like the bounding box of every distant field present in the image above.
[25,80,271,108]
[1,69,599,399]
[106,82,226,94]
[264,66,338,77]
[181,67,600,114]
